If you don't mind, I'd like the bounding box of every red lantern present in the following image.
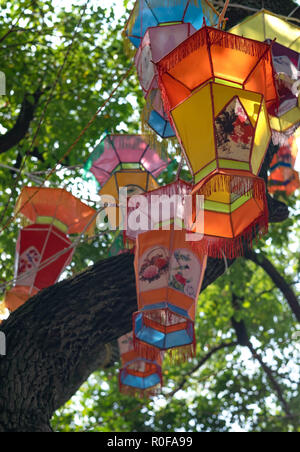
[4,187,97,312]
[4,224,73,312]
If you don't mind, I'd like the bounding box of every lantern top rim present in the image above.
[16,186,97,235]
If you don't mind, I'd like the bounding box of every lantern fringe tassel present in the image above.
[133,308,197,364]
[119,367,163,398]
[158,27,272,76]
[119,382,163,399]
[272,123,300,147]
[195,173,267,200]
[191,213,269,259]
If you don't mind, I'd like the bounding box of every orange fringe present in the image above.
[191,213,269,259]
[195,173,267,201]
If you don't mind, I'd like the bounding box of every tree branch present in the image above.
[0,90,43,154]
[168,341,238,398]
[245,249,300,323]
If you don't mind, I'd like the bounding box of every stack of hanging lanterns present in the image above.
[3,187,96,312]
[125,0,219,143]
[155,24,276,257]
[125,180,207,360]
[113,0,289,396]
[228,9,300,196]
[229,9,300,147]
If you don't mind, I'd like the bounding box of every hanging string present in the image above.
[211,1,300,24]
[0,63,135,236]
[0,0,90,229]
[175,154,184,181]
[0,206,106,295]
[217,0,230,29]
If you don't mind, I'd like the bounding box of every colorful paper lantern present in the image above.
[189,170,269,258]
[133,228,207,360]
[157,26,278,115]
[229,10,300,139]
[86,134,169,189]
[87,135,167,229]
[159,80,271,190]
[126,181,207,360]
[4,187,96,311]
[142,88,175,139]
[4,224,74,312]
[14,187,97,235]
[125,0,218,49]
[269,137,300,195]
[228,9,300,54]
[118,331,163,397]
[135,23,196,140]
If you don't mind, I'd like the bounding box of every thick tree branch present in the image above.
[245,249,300,323]
[0,90,43,154]
[168,341,238,398]
[230,295,292,417]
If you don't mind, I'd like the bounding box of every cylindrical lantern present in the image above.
[229,10,300,141]
[125,0,218,49]
[4,187,97,311]
[118,332,163,397]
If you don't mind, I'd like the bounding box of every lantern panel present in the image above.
[170,82,270,181]
[157,26,277,112]
[126,179,192,242]
[135,23,196,98]
[15,224,73,291]
[100,170,159,230]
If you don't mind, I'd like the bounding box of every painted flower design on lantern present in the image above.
[215,97,254,161]
[139,247,169,284]
[168,249,200,299]
[18,247,40,273]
